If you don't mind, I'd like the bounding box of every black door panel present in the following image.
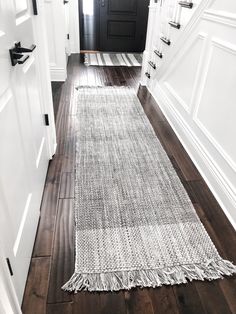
[99,0,149,52]
[108,0,137,15]
[79,0,149,52]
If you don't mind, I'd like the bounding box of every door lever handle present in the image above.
[9,50,29,66]
[17,55,30,65]
[9,41,34,66]
[14,41,36,53]
[64,0,69,4]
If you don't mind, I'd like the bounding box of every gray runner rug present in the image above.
[62,87,236,293]
[84,52,142,67]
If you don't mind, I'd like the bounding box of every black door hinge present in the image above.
[67,34,70,40]
[6,258,13,276]
[44,114,50,126]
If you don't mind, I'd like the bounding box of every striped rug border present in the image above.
[84,53,143,67]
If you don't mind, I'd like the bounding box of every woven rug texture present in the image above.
[84,52,142,67]
[62,87,236,292]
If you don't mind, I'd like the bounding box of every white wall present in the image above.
[44,0,67,81]
[69,0,80,53]
[43,0,80,81]
[142,0,236,229]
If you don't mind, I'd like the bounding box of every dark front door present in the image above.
[99,0,149,52]
[79,0,149,52]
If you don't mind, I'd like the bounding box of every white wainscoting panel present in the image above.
[193,38,236,172]
[210,0,236,14]
[161,33,207,115]
[145,0,236,229]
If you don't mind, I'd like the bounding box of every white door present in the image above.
[0,0,51,305]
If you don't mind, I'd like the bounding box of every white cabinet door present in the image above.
[0,0,50,304]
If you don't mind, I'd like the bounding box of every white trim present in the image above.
[69,0,80,53]
[164,82,191,113]
[159,32,208,116]
[44,0,67,83]
[212,36,236,54]
[148,83,236,230]
[32,2,57,158]
[192,37,236,173]
[50,67,67,82]
[194,117,236,175]
[203,9,236,27]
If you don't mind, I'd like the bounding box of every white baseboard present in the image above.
[50,67,67,82]
[148,83,236,230]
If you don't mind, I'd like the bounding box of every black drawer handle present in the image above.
[154,50,163,58]
[149,61,156,70]
[160,37,171,45]
[169,21,181,29]
[179,1,193,8]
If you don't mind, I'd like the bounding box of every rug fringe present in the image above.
[62,259,236,293]
[84,54,89,66]
[75,86,132,89]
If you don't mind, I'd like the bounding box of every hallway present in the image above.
[22,54,236,314]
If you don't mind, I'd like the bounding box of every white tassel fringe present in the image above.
[62,259,236,293]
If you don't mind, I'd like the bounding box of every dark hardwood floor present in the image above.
[22,54,236,314]
[51,82,63,120]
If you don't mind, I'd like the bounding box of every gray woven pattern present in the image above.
[63,87,236,292]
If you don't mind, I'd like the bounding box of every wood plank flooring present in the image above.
[22,54,236,314]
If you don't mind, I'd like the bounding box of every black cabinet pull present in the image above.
[154,50,163,58]
[64,0,69,4]
[169,21,181,29]
[179,1,193,8]
[148,61,156,70]
[160,37,171,45]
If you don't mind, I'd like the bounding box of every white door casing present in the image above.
[64,0,70,57]
[44,0,67,81]
[69,0,80,54]
[0,0,56,308]
[43,0,80,81]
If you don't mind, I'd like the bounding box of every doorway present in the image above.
[79,0,149,52]
[79,0,98,51]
